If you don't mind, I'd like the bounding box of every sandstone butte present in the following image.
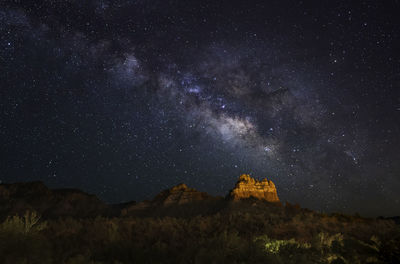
[152,174,280,206]
[0,174,281,217]
[228,174,280,203]
[151,183,213,206]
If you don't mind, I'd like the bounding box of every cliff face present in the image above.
[228,174,280,203]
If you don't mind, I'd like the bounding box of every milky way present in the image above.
[1,1,399,216]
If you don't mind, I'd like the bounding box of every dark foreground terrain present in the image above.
[0,181,399,264]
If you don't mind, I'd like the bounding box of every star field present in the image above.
[0,0,399,216]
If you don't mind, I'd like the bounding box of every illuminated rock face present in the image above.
[229,174,280,202]
[152,183,212,206]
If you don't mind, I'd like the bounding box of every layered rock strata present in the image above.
[229,174,279,202]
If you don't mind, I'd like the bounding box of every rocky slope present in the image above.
[121,183,223,216]
[151,183,215,206]
[228,174,280,203]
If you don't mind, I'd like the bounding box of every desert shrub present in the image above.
[253,233,391,264]
[65,254,98,264]
[0,210,47,234]
[379,236,400,263]
[312,232,344,251]
[254,235,313,263]
[256,236,311,254]
[0,211,52,264]
[191,230,256,264]
[0,206,398,263]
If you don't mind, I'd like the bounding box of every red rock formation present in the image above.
[152,183,212,206]
[229,174,280,202]
[121,183,217,215]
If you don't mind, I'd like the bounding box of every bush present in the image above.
[0,207,398,263]
[0,211,52,264]
[0,211,47,235]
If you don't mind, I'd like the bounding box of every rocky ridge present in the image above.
[228,174,280,203]
[0,174,280,218]
[151,183,214,206]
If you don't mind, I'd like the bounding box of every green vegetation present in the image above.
[254,233,388,264]
[0,211,52,264]
[255,236,311,254]
[0,207,399,263]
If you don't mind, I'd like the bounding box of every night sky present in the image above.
[1,0,399,216]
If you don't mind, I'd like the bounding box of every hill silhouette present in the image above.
[0,174,282,218]
[0,174,399,263]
